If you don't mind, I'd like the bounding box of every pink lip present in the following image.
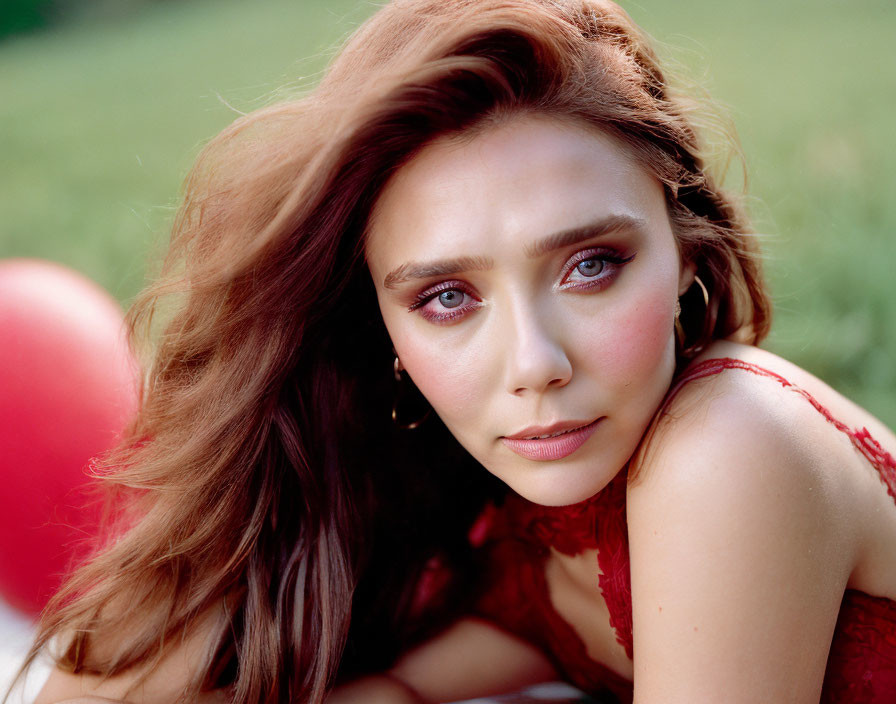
[501,418,603,461]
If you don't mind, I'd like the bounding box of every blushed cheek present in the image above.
[587,290,676,392]
[391,331,485,429]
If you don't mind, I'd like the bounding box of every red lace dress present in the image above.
[471,358,896,703]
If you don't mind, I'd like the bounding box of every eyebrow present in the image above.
[382,214,646,289]
[383,255,494,289]
[524,213,646,258]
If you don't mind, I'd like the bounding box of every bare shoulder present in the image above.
[631,340,896,569]
[633,357,855,560]
[624,343,868,702]
[34,600,231,704]
[633,340,881,524]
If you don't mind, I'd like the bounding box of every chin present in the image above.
[502,463,621,507]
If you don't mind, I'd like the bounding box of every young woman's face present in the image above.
[366,114,693,506]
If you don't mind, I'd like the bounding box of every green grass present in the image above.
[0,0,369,297]
[2,0,894,425]
[625,0,896,427]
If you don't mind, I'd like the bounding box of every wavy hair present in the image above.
[11,1,770,702]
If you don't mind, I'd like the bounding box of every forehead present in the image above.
[365,114,667,271]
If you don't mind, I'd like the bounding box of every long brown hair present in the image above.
[11,1,770,702]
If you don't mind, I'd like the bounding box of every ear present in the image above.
[678,259,697,297]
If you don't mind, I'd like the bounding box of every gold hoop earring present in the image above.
[391,356,431,430]
[693,274,709,308]
[674,299,685,348]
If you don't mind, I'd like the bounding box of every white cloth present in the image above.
[0,598,51,704]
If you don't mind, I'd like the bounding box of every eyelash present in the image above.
[408,247,635,324]
[561,247,635,291]
[408,281,481,324]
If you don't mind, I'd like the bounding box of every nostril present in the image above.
[511,374,570,396]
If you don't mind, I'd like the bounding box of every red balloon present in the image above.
[0,259,138,616]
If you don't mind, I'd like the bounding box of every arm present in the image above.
[627,384,858,704]
[328,617,558,704]
[34,605,229,704]
[51,700,134,704]
[36,667,229,704]
[38,611,553,704]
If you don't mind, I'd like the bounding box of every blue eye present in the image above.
[408,281,481,324]
[562,248,635,290]
[438,290,464,308]
[576,259,604,277]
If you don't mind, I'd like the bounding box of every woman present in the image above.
[15,0,896,702]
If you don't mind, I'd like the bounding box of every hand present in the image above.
[326,674,423,704]
[53,699,134,704]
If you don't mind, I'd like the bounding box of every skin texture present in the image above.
[330,619,558,704]
[626,345,855,703]
[34,602,231,704]
[366,113,694,507]
[54,699,133,703]
[625,338,896,703]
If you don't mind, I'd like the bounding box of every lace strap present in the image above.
[667,358,896,502]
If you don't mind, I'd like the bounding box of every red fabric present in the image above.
[473,358,896,703]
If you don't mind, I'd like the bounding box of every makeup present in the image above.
[501,418,602,461]
[367,114,683,504]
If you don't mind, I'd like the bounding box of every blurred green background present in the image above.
[1,0,894,425]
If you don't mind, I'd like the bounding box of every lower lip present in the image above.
[501,419,602,461]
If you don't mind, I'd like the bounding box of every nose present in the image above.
[502,300,572,396]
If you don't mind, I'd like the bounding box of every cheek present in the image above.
[583,283,676,389]
[389,323,486,424]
